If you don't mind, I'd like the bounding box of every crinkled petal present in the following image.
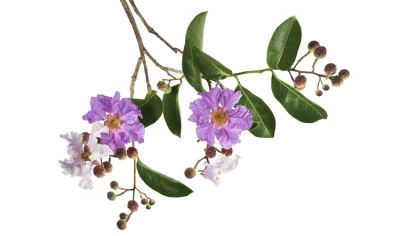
[79,163,94,190]
[101,132,126,154]
[60,132,83,158]
[202,165,221,186]
[119,98,142,124]
[88,122,109,150]
[220,89,242,112]
[198,87,221,111]
[111,91,121,114]
[121,122,145,144]
[59,157,83,177]
[212,154,241,174]
[217,123,242,149]
[188,99,211,125]
[90,144,113,161]
[228,105,253,131]
[196,122,218,147]
[82,94,112,123]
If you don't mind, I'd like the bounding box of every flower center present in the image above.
[211,107,229,128]
[79,151,92,161]
[104,114,123,132]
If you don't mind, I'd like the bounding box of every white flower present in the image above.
[59,122,113,189]
[202,154,241,186]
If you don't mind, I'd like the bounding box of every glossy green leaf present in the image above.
[162,85,181,138]
[271,73,328,123]
[249,122,259,131]
[182,12,208,93]
[267,16,302,71]
[192,45,232,81]
[137,158,193,198]
[131,90,163,127]
[235,84,276,138]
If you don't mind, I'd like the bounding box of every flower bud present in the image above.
[322,84,330,91]
[205,146,216,158]
[93,166,106,178]
[141,198,148,205]
[119,213,128,221]
[127,147,138,159]
[315,90,323,97]
[82,132,89,144]
[149,199,156,205]
[107,191,116,201]
[331,75,344,87]
[184,167,196,179]
[338,69,350,80]
[96,137,103,144]
[110,181,119,190]
[221,148,233,157]
[115,148,127,160]
[294,75,307,91]
[103,161,113,173]
[157,81,172,94]
[117,220,127,230]
[127,200,139,212]
[308,41,320,52]
[146,204,151,210]
[324,63,337,75]
[313,46,327,59]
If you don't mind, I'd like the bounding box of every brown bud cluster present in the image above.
[93,166,106,178]
[107,191,116,201]
[331,75,344,87]
[157,81,172,93]
[324,63,337,75]
[294,75,307,91]
[315,90,323,97]
[184,167,196,179]
[103,161,113,173]
[322,84,330,91]
[117,220,127,230]
[127,147,138,159]
[110,181,119,190]
[141,198,148,205]
[339,69,350,80]
[222,148,233,157]
[308,41,320,52]
[119,213,128,221]
[149,199,156,205]
[115,148,127,160]
[205,146,216,158]
[314,46,327,59]
[127,200,139,212]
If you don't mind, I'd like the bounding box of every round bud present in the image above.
[146,204,151,210]
[221,148,233,157]
[294,75,307,89]
[205,146,216,158]
[127,200,139,212]
[119,213,128,221]
[149,199,156,205]
[313,46,327,59]
[157,81,172,94]
[322,84,330,91]
[315,90,323,97]
[117,220,127,230]
[110,181,119,190]
[103,161,113,173]
[127,147,138,159]
[141,198,148,205]
[338,69,350,80]
[82,132,90,144]
[115,148,127,160]
[324,63,337,75]
[308,41,320,52]
[93,166,106,178]
[331,75,344,87]
[184,167,196,179]
[107,191,116,201]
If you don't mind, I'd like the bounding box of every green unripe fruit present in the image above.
[146,204,151,210]
[339,69,350,80]
[322,84,330,91]
[119,213,128,221]
[308,41,320,52]
[315,90,323,97]
[314,46,327,59]
[184,167,196,179]
[107,191,116,201]
[117,220,127,230]
[324,63,337,75]
[110,181,119,190]
[149,199,156,205]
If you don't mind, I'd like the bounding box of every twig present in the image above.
[288,70,295,82]
[130,56,144,98]
[312,58,318,72]
[293,52,310,69]
[128,0,183,54]
[143,48,182,78]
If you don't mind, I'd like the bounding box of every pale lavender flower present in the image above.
[82,91,145,153]
[189,87,253,149]
[201,154,241,186]
[59,122,113,189]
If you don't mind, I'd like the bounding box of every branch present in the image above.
[130,57,143,99]
[128,0,183,54]
[143,48,183,79]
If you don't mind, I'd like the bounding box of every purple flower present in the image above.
[82,91,145,153]
[188,87,253,149]
[199,154,241,186]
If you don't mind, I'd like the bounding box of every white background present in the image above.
[1,0,399,235]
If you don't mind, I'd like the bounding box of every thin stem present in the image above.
[288,70,295,82]
[133,159,137,200]
[130,56,144,99]
[135,188,150,199]
[233,68,273,77]
[117,189,129,196]
[293,52,310,69]
[128,0,183,54]
[289,69,327,78]
[312,58,318,72]
[194,156,206,169]
[143,49,182,78]
[317,77,321,89]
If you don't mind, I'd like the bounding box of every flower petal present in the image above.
[90,144,113,161]
[216,123,243,149]
[60,132,83,158]
[79,163,94,190]
[212,154,241,175]
[228,105,253,131]
[82,94,112,123]
[118,98,142,124]
[220,89,242,112]
[121,122,145,144]
[101,132,126,153]
[198,87,221,111]
[88,122,109,150]
[111,91,121,114]
[202,165,221,186]
[196,122,218,147]
[188,98,211,125]
[59,157,83,177]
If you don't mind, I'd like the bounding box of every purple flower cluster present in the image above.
[189,87,253,149]
[83,91,145,153]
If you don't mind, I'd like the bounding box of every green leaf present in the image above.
[182,12,208,93]
[267,16,302,71]
[131,90,163,127]
[271,73,328,123]
[192,45,232,81]
[137,158,193,198]
[249,122,259,131]
[235,84,276,138]
[162,85,181,138]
